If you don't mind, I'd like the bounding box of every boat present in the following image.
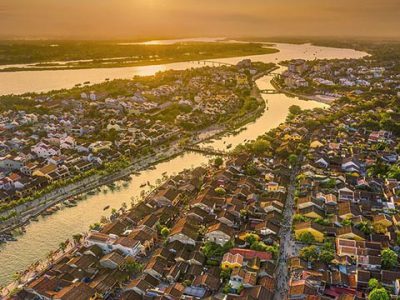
[63,200,76,207]
[83,81,90,84]
[103,205,110,210]
[43,208,55,215]
[140,183,146,188]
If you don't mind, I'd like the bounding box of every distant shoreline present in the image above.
[0,42,279,72]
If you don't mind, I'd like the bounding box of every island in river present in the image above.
[0,41,278,72]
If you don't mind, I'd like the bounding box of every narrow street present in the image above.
[273,162,299,300]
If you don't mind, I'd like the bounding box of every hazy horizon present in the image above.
[1,0,400,40]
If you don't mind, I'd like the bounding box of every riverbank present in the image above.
[270,76,335,105]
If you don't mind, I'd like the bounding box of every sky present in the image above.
[0,0,399,39]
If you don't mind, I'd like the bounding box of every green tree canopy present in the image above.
[381,249,398,270]
[299,245,318,262]
[368,287,390,300]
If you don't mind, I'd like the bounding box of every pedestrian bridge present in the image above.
[260,89,279,94]
[184,145,229,156]
[192,60,235,67]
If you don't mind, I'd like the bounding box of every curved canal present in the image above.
[0,42,367,285]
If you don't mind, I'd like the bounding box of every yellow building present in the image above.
[221,252,243,270]
[32,164,57,179]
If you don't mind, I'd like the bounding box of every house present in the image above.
[0,155,24,171]
[342,158,361,173]
[205,222,233,246]
[221,252,244,270]
[229,268,257,289]
[53,282,96,300]
[126,274,160,296]
[254,221,280,236]
[229,248,273,261]
[32,164,57,179]
[289,280,319,299]
[298,205,325,219]
[191,273,221,294]
[144,256,167,279]
[294,222,325,242]
[372,214,393,228]
[152,188,180,207]
[168,218,199,245]
[241,285,274,300]
[217,210,236,227]
[338,202,361,220]
[339,187,355,202]
[337,226,366,241]
[99,251,125,269]
[31,142,60,158]
[88,141,112,153]
[114,236,144,257]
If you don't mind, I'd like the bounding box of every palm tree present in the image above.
[59,241,67,252]
[72,233,83,245]
[356,221,372,235]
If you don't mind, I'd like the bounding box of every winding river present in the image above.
[0,42,366,285]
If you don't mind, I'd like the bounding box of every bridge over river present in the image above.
[184,145,230,156]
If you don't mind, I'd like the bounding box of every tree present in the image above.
[72,233,83,244]
[220,268,232,281]
[244,233,260,245]
[289,105,302,115]
[293,214,307,223]
[319,250,334,264]
[251,139,270,155]
[160,227,170,238]
[122,257,143,275]
[368,287,390,300]
[381,249,398,270]
[368,278,380,290]
[215,187,226,195]
[299,245,318,262]
[250,241,268,251]
[297,232,315,244]
[214,157,223,168]
[59,241,67,252]
[356,221,373,235]
[288,154,298,166]
[373,223,387,234]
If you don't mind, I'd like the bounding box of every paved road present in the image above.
[273,163,299,300]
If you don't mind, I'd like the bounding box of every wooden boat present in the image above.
[103,205,110,210]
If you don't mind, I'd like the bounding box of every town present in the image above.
[5,42,400,300]
[0,60,274,236]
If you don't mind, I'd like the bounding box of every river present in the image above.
[0,42,367,286]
